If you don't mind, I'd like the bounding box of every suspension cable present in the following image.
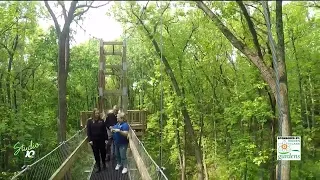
[158,2,165,178]
[261,2,285,179]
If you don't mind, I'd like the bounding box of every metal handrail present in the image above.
[129,126,168,179]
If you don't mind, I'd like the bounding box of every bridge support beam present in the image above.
[98,40,105,113]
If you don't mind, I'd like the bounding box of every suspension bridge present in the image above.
[10,40,168,180]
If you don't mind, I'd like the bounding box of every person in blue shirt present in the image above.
[111,111,129,174]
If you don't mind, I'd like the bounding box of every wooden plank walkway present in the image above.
[89,141,130,180]
[89,158,129,180]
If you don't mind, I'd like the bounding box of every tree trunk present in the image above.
[270,117,276,180]
[290,30,306,127]
[176,113,186,180]
[162,53,204,180]
[244,158,248,180]
[57,34,68,142]
[225,125,230,164]
[0,73,4,103]
[5,35,19,108]
[44,0,79,143]
[196,2,292,179]
[303,87,310,128]
[307,75,315,128]
[85,84,89,110]
[32,69,35,90]
[6,55,13,108]
[13,83,17,113]
[266,86,276,180]
[187,76,209,180]
[132,10,205,179]
[183,124,187,180]
[203,152,209,180]
[275,2,291,179]
[259,124,264,180]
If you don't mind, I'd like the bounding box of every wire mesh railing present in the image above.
[69,141,94,180]
[128,126,168,180]
[11,128,87,180]
[10,126,168,180]
[127,148,142,180]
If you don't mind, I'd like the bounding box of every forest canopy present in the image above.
[0,1,319,180]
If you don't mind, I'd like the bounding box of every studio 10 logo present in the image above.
[14,140,40,158]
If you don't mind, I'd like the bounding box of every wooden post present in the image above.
[98,39,105,113]
[122,40,128,114]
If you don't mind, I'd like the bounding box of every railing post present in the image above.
[98,39,105,113]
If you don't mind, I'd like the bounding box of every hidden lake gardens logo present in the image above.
[14,140,40,158]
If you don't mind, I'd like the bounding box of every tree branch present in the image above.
[196,2,247,54]
[151,3,169,36]
[244,3,264,17]
[196,1,276,94]
[61,1,78,35]
[164,25,176,48]
[74,1,94,18]
[140,1,149,20]
[130,4,181,95]
[58,1,68,21]
[250,16,266,27]
[276,1,285,72]
[14,64,41,84]
[0,22,15,36]
[305,2,320,9]
[76,2,109,9]
[0,42,12,56]
[182,24,198,53]
[237,1,263,59]
[11,34,19,52]
[44,1,61,35]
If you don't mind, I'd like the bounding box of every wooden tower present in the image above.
[98,40,128,114]
[81,40,146,137]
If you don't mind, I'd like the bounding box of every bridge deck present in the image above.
[89,142,131,180]
[89,158,129,180]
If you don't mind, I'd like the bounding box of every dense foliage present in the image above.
[0,1,319,180]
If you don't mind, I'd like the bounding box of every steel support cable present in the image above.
[261,2,285,179]
[74,19,102,42]
[158,2,165,180]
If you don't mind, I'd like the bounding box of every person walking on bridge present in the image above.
[87,108,108,173]
[111,111,129,174]
[105,105,119,160]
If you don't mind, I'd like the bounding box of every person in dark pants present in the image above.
[87,108,108,173]
[105,105,119,160]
